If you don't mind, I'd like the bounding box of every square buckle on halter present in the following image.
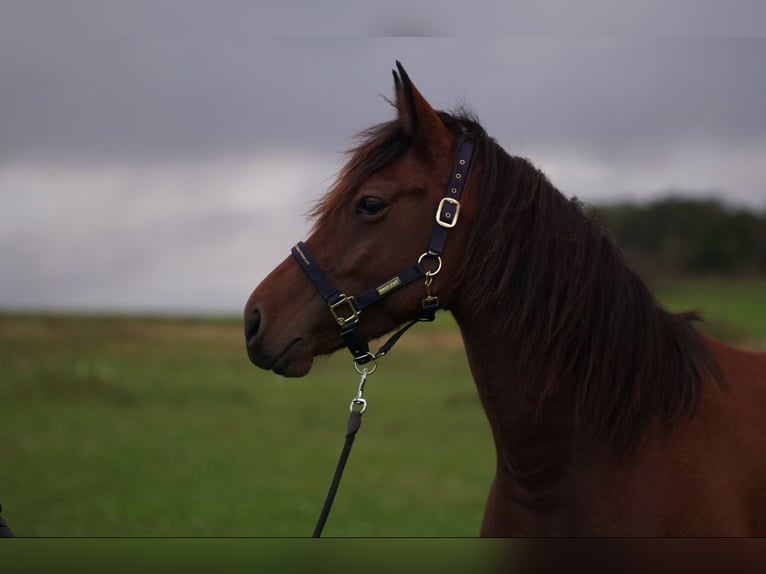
[330,295,361,327]
[435,197,461,228]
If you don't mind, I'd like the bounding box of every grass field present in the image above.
[1,279,764,536]
[652,277,766,344]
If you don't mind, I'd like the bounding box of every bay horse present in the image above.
[244,62,766,536]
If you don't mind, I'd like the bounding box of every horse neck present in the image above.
[451,303,580,497]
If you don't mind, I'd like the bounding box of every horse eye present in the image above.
[356,197,387,217]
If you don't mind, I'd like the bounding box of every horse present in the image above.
[244,62,766,536]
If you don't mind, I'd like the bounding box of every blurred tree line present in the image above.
[589,197,766,278]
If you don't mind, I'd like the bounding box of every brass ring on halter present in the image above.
[418,252,443,277]
[353,355,378,375]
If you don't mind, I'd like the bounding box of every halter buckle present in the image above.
[435,197,461,228]
[330,295,361,327]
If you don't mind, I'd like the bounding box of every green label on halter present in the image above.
[376,277,402,296]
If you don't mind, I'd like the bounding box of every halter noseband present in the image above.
[291,137,475,368]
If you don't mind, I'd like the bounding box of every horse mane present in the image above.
[456,114,724,454]
[313,108,723,455]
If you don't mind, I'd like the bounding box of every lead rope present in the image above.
[312,368,370,537]
[311,279,440,537]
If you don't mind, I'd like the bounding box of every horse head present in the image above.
[244,63,478,377]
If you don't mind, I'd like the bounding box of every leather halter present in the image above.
[291,137,475,367]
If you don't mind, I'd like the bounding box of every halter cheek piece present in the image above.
[291,137,475,368]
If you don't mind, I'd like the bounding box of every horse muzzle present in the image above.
[244,308,314,377]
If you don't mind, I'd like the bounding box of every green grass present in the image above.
[652,277,766,346]
[0,315,491,536]
[0,278,763,536]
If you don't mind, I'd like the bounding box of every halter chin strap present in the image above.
[291,136,475,366]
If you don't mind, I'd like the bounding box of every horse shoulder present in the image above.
[586,338,766,535]
[669,336,766,534]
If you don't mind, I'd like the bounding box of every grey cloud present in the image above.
[2,2,766,164]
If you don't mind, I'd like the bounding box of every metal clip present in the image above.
[422,276,439,310]
[349,368,369,413]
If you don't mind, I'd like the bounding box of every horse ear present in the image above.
[393,61,452,159]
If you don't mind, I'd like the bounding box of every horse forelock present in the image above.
[309,108,484,231]
[309,120,407,231]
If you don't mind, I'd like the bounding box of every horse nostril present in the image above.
[245,309,261,343]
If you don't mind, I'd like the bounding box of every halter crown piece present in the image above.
[291,136,475,369]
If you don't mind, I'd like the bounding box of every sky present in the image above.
[1,1,765,314]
